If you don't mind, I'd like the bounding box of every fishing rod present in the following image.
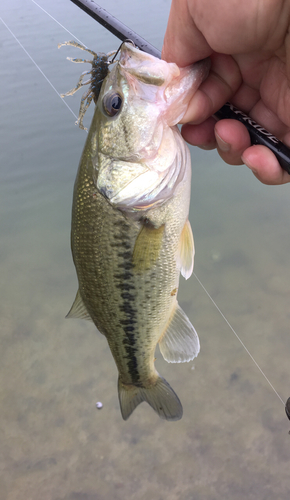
[70,0,290,175]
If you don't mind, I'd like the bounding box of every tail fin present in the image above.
[118,375,183,421]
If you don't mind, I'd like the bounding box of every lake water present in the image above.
[1,1,290,499]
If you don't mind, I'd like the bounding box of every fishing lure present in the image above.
[58,40,115,129]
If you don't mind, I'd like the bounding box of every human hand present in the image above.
[162,0,290,184]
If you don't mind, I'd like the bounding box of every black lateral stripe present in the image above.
[113,222,140,384]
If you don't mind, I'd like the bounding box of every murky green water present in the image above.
[1,1,290,498]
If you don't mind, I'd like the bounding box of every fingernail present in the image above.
[215,132,230,152]
[241,154,258,175]
[198,144,215,151]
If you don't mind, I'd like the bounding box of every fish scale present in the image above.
[71,133,175,383]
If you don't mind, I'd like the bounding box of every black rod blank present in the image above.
[70,0,161,58]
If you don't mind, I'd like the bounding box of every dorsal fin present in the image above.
[159,302,200,363]
[177,219,195,280]
[66,289,93,321]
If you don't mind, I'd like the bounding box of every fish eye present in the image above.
[103,92,123,117]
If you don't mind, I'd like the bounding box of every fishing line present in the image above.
[0,15,80,126]
[193,272,285,406]
[31,0,85,45]
[3,2,285,409]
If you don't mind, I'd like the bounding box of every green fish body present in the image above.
[67,43,209,421]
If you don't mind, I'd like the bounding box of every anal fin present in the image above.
[159,302,200,363]
[66,289,93,322]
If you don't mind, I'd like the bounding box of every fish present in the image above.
[65,41,210,421]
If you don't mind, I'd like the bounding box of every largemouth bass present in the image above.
[66,42,209,421]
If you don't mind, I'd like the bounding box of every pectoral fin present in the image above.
[159,302,200,363]
[66,289,93,322]
[177,219,195,280]
[133,223,165,272]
